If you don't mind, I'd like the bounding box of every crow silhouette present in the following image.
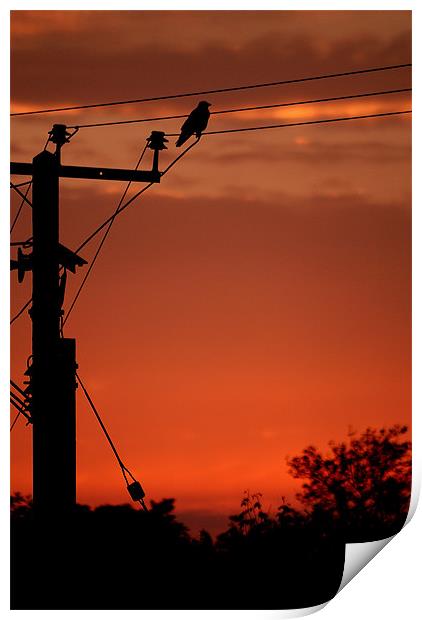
[176,101,211,147]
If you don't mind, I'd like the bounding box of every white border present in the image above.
[2,2,419,618]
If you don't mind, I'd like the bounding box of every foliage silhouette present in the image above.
[11,425,410,609]
[286,425,411,541]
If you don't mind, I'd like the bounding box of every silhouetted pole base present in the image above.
[32,338,77,515]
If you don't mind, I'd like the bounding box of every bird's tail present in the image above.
[176,134,188,148]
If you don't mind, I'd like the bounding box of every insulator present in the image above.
[127,480,145,501]
[147,131,168,150]
[48,124,72,146]
[57,243,87,273]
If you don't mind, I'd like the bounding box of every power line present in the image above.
[10,238,33,247]
[10,391,27,408]
[11,63,411,117]
[62,144,149,326]
[10,137,50,227]
[61,183,153,323]
[10,298,32,325]
[161,137,200,175]
[10,182,33,209]
[69,87,411,130]
[10,411,21,432]
[11,181,32,234]
[11,180,32,188]
[11,140,199,326]
[76,372,126,470]
[10,111,410,327]
[76,371,147,511]
[64,139,199,324]
[63,138,200,326]
[165,109,412,137]
[74,112,409,256]
[75,184,150,254]
[10,397,32,426]
[75,138,199,255]
[10,393,32,430]
[9,138,55,325]
[11,379,29,399]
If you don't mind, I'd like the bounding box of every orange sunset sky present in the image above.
[10,10,411,533]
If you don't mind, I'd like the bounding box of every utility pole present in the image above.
[11,124,166,515]
[31,147,76,513]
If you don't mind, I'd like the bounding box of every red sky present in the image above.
[10,10,411,534]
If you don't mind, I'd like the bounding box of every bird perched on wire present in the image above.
[176,101,211,147]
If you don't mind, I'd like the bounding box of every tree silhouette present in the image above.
[286,425,411,540]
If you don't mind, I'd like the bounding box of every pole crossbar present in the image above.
[11,162,161,183]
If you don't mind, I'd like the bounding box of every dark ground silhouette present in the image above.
[11,426,410,610]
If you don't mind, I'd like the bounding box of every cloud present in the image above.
[11,11,411,112]
[201,135,411,165]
